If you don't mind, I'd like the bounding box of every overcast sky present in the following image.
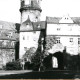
[0,0,80,23]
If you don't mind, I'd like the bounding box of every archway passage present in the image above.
[43,51,64,70]
[53,51,64,70]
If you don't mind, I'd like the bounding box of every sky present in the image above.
[0,0,80,23]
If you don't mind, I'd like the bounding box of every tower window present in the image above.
[70,38,73,42]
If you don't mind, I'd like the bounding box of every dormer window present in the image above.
[26,23,29,25]
[38,24,40,28]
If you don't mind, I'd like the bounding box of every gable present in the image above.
[59,15,74,23]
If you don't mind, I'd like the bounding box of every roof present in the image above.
[20,21,46,32]
[46,16,80,24]
[20,17,34,31]
[0,21,16,31]
[33,21,46,30]
[0,21,19,41]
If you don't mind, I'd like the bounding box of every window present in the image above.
[7,32,12,38]
[33,31,36,34]
[27,36,29,40]
[0,25,2,29]
[78,38,80,44]
[56,37,60,43]
[70,38,73,42]
[38,24,40,28]
[24,47,27,51]
[25,0,30,5]
[23,36,25,40]
[57,28,60,31]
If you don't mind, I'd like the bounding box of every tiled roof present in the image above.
[33,21,46,30]
[0,21,18,41]
[0,21,16,31]
[46,16,80,24]
[20,21,46,32]
[71,17,80,24]
[46,16,61,24]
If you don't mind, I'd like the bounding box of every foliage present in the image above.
[44,36,56,55]
[22,47,36,62]
[45,36,56,50]
[6,61,22,70]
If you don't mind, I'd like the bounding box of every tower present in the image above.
[19,0,42,59]
[20,0,42,23]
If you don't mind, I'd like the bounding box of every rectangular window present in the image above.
[56,37,60,43]
[0,25,2,29]
[57,28,60,31]
[70,38,73,42]
[25,0,30,5]
[78,38,80,44]
[23,36,25,40]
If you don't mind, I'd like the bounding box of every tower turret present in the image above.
[20,0,42,23]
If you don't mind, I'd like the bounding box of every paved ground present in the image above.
[0,70,79,79]
[0,70,32,76]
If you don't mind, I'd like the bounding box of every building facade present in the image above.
[0,21,18,68]
[46,15,80,56]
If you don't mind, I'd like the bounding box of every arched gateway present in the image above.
[43,51,64,70]
[43,44,64,70]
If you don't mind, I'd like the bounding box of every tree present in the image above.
[22,47,36,62]
[45,36,56,55]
